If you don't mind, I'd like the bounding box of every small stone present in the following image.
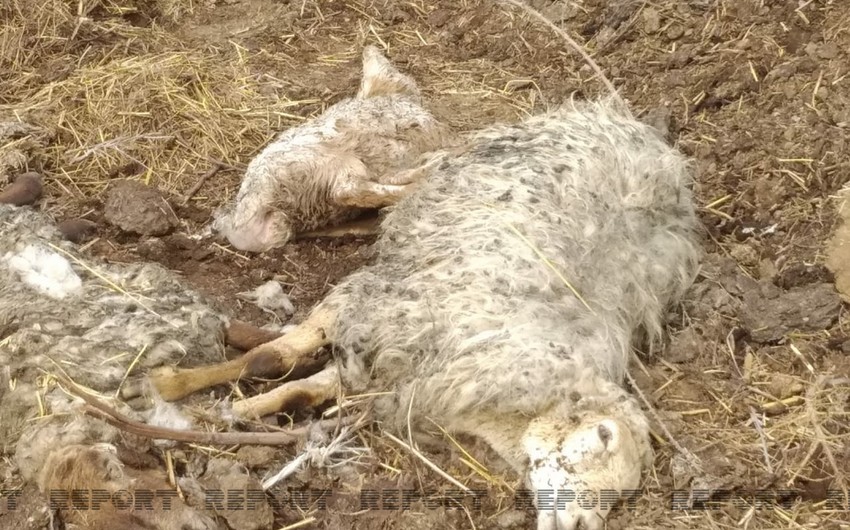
[667,327,703,363]
[818,42,839,60]
[666,24,684,40]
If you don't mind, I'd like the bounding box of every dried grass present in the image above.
[1,0,313,216]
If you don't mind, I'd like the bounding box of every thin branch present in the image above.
[497,0,623,105]
[58,374,313,445]
[181,163,222,205]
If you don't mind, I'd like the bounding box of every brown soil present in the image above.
[3,0,850,529]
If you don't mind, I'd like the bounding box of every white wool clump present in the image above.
[262,322,297,334]
[4,244,82,299]
[238,280,295,316]
[148,400,193,431]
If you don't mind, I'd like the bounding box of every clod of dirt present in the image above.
[758,258,778,281]
[775,262,833,290]
[740,282,843,343]
[641,105,673,140]
[0,172,42,206]
[826,195,850,303]
[103,179,177,236]
[767,374,804,399]
[684,256,748,319]
[667,327,704,363]
[728,242,759,268]
[137,237,168,259]
[685,280,741,320]
[642,7,661,33]
[235,445,280,469]
[57,218,98,243]
[200,458,273,530]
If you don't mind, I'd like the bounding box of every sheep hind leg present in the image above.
[141,308,336,402]
[233,365,340,419]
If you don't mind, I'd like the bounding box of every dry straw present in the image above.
[2,0,314,214]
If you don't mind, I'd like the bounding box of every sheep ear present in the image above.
[357,45,420,99]
[597,420,621,450]
[597,423,612,448]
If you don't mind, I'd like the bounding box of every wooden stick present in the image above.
[497,0,624,107]
[181,163,222,205]
[61,374,359,444]
[58,375,305,444]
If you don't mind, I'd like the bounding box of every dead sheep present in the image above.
[152,98,702,529]
[213,45,453,252]
[0,203,229,530]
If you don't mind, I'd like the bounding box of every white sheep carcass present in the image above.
[152,98,702,529]
[0,203,228,530]
[213,45,452,252]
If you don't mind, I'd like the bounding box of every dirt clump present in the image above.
[104,179,178,236]
[741,282,843,343]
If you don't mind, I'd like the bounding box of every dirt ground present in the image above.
[3,0,850,529]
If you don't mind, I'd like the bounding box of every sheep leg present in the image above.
[233,365,340,419]
[332,178,413,208]
[378,165,428,186]
[147,308,335,401]
[295,215,381,239]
